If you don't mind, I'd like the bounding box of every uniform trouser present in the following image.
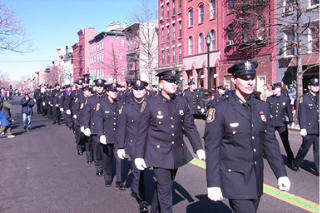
[84,136,93,162]
[275,125,294,162]
[92,136,103,172]
[229,198,261,213]
[42,105,47,116]
[52,107,61,123]
[150,168,178,213]
[113,146,124,183]
[74,126,85,152]
[47,106,53,119]
[64,113,73,129]
[294,134,319,172]
[36,100,41,114]
[101,144,114,183]
[130,157,145,200]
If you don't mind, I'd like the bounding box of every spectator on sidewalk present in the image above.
[0,98,14,138]
[20,92,35,131]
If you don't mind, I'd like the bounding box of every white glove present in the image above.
[83,128,91,136]
[100,135,107,144]
[207,187,223,201]
[60,108,64,112]
[200,108,205,114]
[278,176,291,191]
[42,102,45,106]
[196,149,206,160]
[135,158,147,170]
[117,149,126,159]
[55,104,59,107]
[300,129,307,137]
[49,101,51,105]
[33,98,36,102]
[66,109,71,115]
[73,114,77,119]
[80,126,84,133]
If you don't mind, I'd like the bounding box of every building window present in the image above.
[172,0,175,16]
[227,24,234,41]
[308,24,319,53]
[161,5,164,18]
[189,9,193,27]
[199,33,204,53]
[178,46,182,63]
[161,50,165,65]
[211,30,216,50]
[178,21,182,38]
[224,76,232,89]
[283,0,294,15]
[178,0,182,13]
[167,26,170,41]
[310,0,320,7]
[228,0,235,13]
[161,28,164,42]
[210,0,216,19]
[172,47,176,64]
[166,49,170,64]
[166,2,170,19]
[188,36,193,55]
[283,28,295,57]
[242,23,251,43]
[199,5,204,24]
[172,23,176,40]
[257,16,266,40]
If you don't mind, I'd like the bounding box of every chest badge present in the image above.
[96,103,100,111]
[260,111,266,122]
[157,111,164,119]
[230,123,239,128]
[206,108,216,123]
[179,110,184,116]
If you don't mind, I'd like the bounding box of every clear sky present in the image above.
[0,0,157,81]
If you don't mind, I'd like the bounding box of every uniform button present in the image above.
[114,112,116,115]
[228,169,232,172]
[113,123,116,125]
[131,120,134,123]
[157,145,160,148]
[159,121,162,125]
[130,139,133,142]
[170,117,173,120]
[232,131,236,135]
[253,148,257,152]
[171,141,175,144]
[265,129,267,133]
[254,161,257,165]
[251,124,254,128]
[171,125,174,128]
[308,123,311,125]
[113,128,116,131]
[171,133,175,136]
[181,144,184,146]
[93,123,95,126]
[252,136,255,140]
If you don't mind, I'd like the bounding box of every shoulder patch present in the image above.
[119,105,123,115]
[140,101,147,112]
[299,96,303,104]
[206,108,216,123]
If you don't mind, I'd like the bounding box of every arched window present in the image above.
[199,33,204,53]
[211,30,216,50]
[188,36,193,55]
[210,0,216,19]
[189,9,193,27]
[199,4,204,24]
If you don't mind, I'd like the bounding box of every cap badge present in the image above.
[137,80,141,86]
[245,61,252,71]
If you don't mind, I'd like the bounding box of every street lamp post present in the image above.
[205,33,211,90]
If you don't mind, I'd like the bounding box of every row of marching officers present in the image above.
[45,60,305,213]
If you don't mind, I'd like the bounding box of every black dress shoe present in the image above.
[96,171,103,176]
[139,200,148,213]
[115,181,126,190]
[87,160,93,165]
[105,181,112,187]
[131,192,139,201]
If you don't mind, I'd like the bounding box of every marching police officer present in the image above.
[204,61,291,213]
[52,83,62,125]
[117,79,149,213]
[82,79,106,176]
[292,78,319,175]
[183,80,205,118]
[134,70,206,213]
[266,82,294,165]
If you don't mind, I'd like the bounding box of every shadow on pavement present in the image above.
[186,194,232,213]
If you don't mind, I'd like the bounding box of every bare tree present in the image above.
[0,70,10,87]
[130,0,158,88]
[0,2,31,53]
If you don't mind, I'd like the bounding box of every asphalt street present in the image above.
[0,96,318,213]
